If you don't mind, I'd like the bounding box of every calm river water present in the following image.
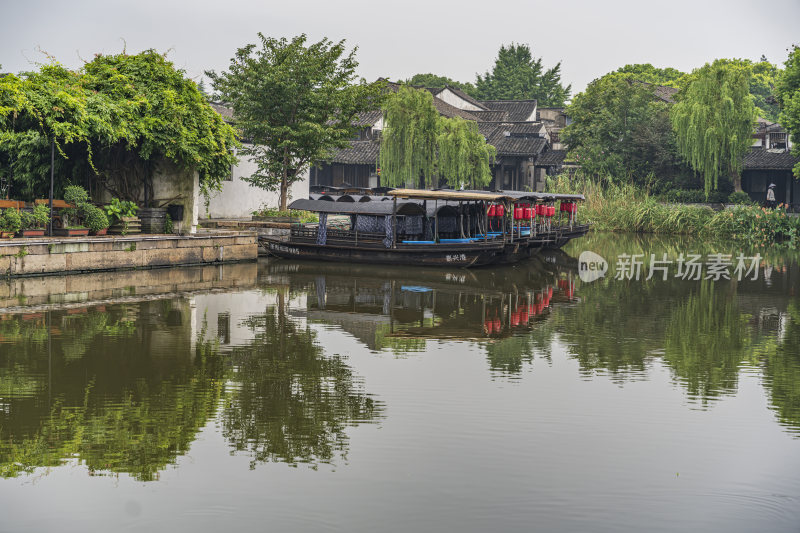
[0,233,799,532]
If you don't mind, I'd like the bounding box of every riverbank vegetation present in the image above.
[547,174,800,248]
[562,56,789,198]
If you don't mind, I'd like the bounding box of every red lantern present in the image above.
[487,205,496,217]
[560,202,566,212]
[549,206,556,217]
[496,205,505,217]
[523,207,533,219]
[514,207,523,220]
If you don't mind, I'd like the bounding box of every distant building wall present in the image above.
[205,145,309,218]
[436,88,484,111]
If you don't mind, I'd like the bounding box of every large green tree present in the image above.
[475,43,571,106]
[405,73,477,96]
[562,73,692,188]
[776,45,800,178]
[614,63,686,86]
[671,60,756,195]
[207,34,384,210]
[0,52,237,202]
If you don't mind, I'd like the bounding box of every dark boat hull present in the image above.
[547,224,591,249]
[263,238,504,267]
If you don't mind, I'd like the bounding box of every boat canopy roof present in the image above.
[387,188,514,202]
[460,189,586,202]
[288,198,426,216]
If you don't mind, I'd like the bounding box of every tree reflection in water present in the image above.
[220,297,383,469]
[0,295,385,480]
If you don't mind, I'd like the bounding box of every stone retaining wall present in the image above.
[0,231,258,278]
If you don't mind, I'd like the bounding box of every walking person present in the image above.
[766,183,777,209]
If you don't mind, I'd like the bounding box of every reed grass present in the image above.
[547,174,800,248]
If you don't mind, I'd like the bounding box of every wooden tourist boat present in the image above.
[260,189,589,268]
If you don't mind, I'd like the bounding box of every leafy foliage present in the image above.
[563,73,692,188]
[776,45,800,178]
[0,51,238,203]
[614,64,686,86]
[20,204,50,229]
[671,60,756,196]
[379,86,440,188]
[379,86,496,188]
[0,208,22,233]
[437,117,495,189]
[83,204,109,232]
[405,73,477,96]
[548,174,800,248]
[208,33,384,210]
[475,43,571,106]
[105,197,138,223]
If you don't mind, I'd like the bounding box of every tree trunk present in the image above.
[732,170,742,192]
[280,175,288,211]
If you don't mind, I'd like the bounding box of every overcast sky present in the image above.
[2,0,798,95]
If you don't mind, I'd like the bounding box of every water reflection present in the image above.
[0,266,384,480]
[1,232,799,485]
[221,302,382,469]
[0,301,219,481]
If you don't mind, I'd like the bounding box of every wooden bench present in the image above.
[0,200,25,209]
[35,199,75,209]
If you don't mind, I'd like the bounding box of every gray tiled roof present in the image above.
[479,100,538,122]
[743,148,799,170]
[537,149,567,166]
[470,110,509,122]
[491,137,547,156]
[352,110,383,127]
[326,140,380,164]
[209,102,234,121]
[432,98,479,120]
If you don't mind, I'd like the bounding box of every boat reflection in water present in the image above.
[262,250,579,353]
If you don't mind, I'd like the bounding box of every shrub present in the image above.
[63,185,90,206]
[32,204,51,228]
[20,204,50,230]
[661,189,728,204]
[84,205,110,233]
[728,191,754,205]
[1,208,23,234]
[105,198,139,223]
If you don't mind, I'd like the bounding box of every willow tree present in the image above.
[379,85,440,188]
[437,117,495,189]
[380,86,496,189]
[671,60,756,196]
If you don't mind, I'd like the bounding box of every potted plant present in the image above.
[54,185,91,236]
[0,208,22,238]
[106,198,141,235]
[18,204,50,237]
[84,204,110,236]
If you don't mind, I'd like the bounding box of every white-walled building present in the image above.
[206,103,310,219]
[204,144,309,219]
